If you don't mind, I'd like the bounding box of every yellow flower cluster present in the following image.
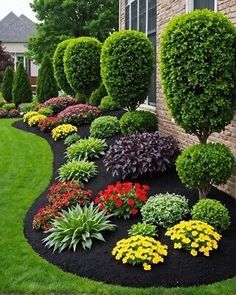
[23,111,39,123]
[28,114,46,127]
[165,220,221,257]
[112,235,168,271]
[52,124,78,141]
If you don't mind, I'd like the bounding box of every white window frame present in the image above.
[186,0,217,12]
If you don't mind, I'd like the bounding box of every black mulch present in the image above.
[13,113,236,288]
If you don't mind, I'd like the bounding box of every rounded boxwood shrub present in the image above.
[64,37,102,102]
[160,10,236,143]
[176,143,235,199]
[191,199,231,231]
[99,95,120,112]
[90,116,120,139]
[2,66,14,102]
[53,39,76,96]
[120,110,157,135]
[101,30,154,111]
[89,83,107,106]
[36,55,58,102]
[104,132,178,179]
[141,193,190,228]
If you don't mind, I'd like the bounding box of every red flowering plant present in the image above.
[38,116,62,132]
[95,182,149,219]
[34,103,45,111]
[32,181,93,231]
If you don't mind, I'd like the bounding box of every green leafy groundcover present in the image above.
[0,118,236,294]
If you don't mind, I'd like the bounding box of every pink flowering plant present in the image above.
[44,97,77,114]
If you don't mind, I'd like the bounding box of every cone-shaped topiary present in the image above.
[53,39,75,96]
[37,55,58,102]
[2,66,14,102]
[64,37,102,103]
[12,62,32,107]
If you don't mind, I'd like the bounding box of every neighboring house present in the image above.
[119,0,236,198]
[0,12,38,87]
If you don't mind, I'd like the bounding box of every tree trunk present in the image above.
[198,183,211,199]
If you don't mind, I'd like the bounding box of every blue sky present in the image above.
[0,0,37,22]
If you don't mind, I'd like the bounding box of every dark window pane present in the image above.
[148,0,156,33]
[139,0,146,32]
[125,5,130,29]
[194,0,215,10]
[131,0,138,29]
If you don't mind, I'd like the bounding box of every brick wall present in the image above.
[119,0,236,198]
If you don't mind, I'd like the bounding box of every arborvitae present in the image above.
[12,62,32,107]
[2,66,14,102]
[37,55,58,102]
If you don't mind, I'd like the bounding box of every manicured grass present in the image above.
[0,118,236,294]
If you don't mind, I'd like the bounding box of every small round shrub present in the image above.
[64,133,80,146]
[128,223,158,237]
[53,39,76,96]
[66,137,107,161]
[51,124,77,141]
[2,103,16,110]
[141,193,190,228]
[104,132,178,179]
[38,107,53,116]
[191,199,231,231]
[176,143,235,199]
[28,114,46,126]
[18,102,36,113]
[64,37,102,101]
[101,30,154,110]
[90,116,120,139]
[99,96,120,112]
[2,66,14,102]
[120,110,157,135]
[23,111,39,123]
[89,83,107,106]
[58,160,98,184]
[44,96,77,114]
[160,10,236,143]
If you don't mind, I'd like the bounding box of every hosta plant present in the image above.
[51,124,77,141]
[66,137,107,161]
[191,199,231,232]
[28,114,46,126]
[32,205,61,231]
[58,104,101,126]
[95,182,149,219]
[44,96,77,114]
[58,160,98,184]
[64,133,81,147]
[43,203,117,252]
[141,193,189,228]
[104,132,178,179]
[112,235,168,271]
[18,102,36,113]
[38,117,62,132]
[90,116,120,139]
[165,220,222,257]
[23,111,39,123]
[128,222,158,237]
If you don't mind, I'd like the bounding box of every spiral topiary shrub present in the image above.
[160,10,236,143]
[90,116,120,139]
[176,143,235,199]
[120,110,157,135]
[191,199,231,231]
[53,39,76,96]
[89,83,107,106]
[99,96,120,112]
[64,37,102,102]
[101,30,154,110]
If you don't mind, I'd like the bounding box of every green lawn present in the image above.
[0,118,236,295]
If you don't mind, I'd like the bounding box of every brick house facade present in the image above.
[119,0,236,198]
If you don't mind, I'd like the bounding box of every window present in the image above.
[186,0,217,12]
[125,0,157,106]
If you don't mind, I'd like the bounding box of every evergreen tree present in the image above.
[2,66,14,102]
[12,62,32,107]
[37,55,58,102]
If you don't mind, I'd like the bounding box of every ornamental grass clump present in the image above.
[141,193,189,228]
[112,235,168,271]
[191,199,231,232]
[95,182,149,219]
[43,203,116,252]
[58,104,101,126]
[165,220,222,257]
[28,114,46,127]
[128,223,158,237]
[58,160,98,184]
[51,124,77,141]
[104,132,178,179]
[90,116,120,139]
[23,111,39,123]
[66,137,107,161]
[64,133,80,146]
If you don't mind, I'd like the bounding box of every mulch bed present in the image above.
[13,112,236,288]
